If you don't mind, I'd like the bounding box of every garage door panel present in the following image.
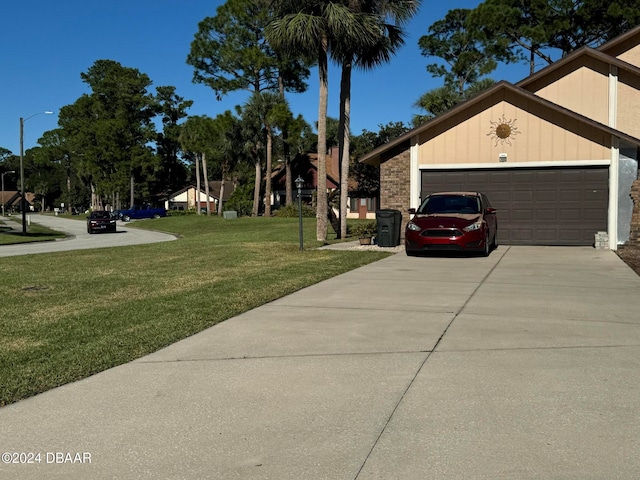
[512,209,535,221]
[535,190,558,201]
[560,189,582,201]
[559,208,581,221]
[536,229,559,241]
[512,190,533,201]
[586,190,608,201]
[559,229,584,242]
[513,171,536,183]
[489,191,511,203]
[511,229,535,241]
[536,209,558,221]
[421,166,608,245]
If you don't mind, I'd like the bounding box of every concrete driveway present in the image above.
[0,214,175,257]
[1,246,639,479]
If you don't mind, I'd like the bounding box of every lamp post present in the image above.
[295,175,304,251]
[20,111,53,234]
[2,170,15,217]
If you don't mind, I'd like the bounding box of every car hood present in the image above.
[410,213,480,228]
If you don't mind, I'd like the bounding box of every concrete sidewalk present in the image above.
[1,246,639,479]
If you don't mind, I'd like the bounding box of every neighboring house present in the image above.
[165,181,235,212]
[272,146,376,218]
[1,191,35,213]
[361,26,640,250]
[271,147,340,209]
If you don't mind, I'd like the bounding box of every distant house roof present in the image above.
[167,181,235,202]
[1,191,35,207]
[272,148,340,190]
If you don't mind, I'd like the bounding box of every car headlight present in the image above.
[463,222,482,232]
[407,222,422,232]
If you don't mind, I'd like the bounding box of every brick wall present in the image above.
[380,149,411,236]
[627,179,640,246]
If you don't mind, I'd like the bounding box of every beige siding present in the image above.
[617,44,640,67]
[418,101,610,165]
[534,66,608,124]
[617,71,640,138]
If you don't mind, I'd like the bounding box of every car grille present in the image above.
[421,229,462,238]
[423,244,463,251]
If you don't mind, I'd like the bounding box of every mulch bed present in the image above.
[617,245,640,277]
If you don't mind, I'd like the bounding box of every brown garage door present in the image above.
[420,166,608,245]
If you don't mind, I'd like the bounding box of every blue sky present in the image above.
[0,0,531,156]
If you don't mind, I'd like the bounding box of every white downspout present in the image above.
[609,136,619,250]
[608,66,619,250]
[410,137,420,209]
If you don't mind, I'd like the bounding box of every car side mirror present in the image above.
[408,208,416,215]
[486,207,497,214]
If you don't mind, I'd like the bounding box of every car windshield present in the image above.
[418,195,481,215]
[91,211,111,219]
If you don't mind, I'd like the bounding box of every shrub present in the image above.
[352,221,377,239]
[274,203,316,218]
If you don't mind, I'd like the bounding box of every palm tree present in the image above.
[243,92,291,217]
[180,116,216,214]
[266,1,382,241]
[334,0,420,239]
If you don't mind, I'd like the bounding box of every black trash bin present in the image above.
[376,209,402,247]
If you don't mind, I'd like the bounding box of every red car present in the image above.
[87,210,117,234]
[405,192,498,256]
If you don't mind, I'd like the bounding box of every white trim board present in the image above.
[417,160,611,170]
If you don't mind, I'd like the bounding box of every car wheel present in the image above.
[153,214,160,219]
[482,232,490,257]
[122,215,130,222]
[491,229,498,250]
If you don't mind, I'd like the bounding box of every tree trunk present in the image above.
[130,174,134,207]
[338,60,352,240]
[327,189,340,236]
[195,153,201,214]
[252,156,261,217]
[218,179,225,217]
[530,46,535,75]
[279,73,293,207]
[66,175,71,207]
[91,183,98,211]
[285,159,293,207]
[202,151,211,216]
[316,36,329,241]
[265,126,273,217]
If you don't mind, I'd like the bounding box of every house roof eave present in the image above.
[358,80,640,166]
[517,46,640,90]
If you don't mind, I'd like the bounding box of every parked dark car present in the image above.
[87,210,117,234]
[405,192,498,256]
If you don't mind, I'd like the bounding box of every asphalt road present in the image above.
[0,214,176,257]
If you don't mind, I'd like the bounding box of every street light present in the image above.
[20,111,53,234]
[295,175,304,251]
[1,170,16,217]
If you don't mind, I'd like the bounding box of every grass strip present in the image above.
[0,222,66,245]
[0,216,389,406]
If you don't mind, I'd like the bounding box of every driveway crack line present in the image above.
[352,246,511,480]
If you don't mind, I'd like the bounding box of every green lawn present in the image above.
[0,220,66,244]
[0,216,390,406]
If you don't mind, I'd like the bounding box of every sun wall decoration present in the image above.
[487,115,520,146]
